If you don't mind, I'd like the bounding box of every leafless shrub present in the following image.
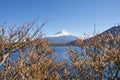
[68,32,120,79]
[0,20,119,80]
[0,20,64,80]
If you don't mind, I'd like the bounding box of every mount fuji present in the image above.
[47,30,78,45]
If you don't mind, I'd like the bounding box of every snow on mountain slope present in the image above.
[47,30,78,44]
[51,30,74,37]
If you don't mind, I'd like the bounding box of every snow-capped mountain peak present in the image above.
[51,30,72,37]
[47,30,78,45]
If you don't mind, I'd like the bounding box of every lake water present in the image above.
[52,46,80,62]
[0,46,80,69]
[9,46,80,62]
[1,46,120,79]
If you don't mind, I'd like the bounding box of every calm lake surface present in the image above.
[52,46,80,62]
[9,46,80,62]
[1,46,120,78]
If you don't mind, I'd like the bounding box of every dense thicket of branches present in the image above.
[0,21,64,80]
[67,33,120,79]
[0,21,120,80]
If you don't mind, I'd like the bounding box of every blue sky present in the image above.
[0,0,120,37]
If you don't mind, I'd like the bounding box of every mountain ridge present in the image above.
[47,30,78,45]
[69,25,120,45]
[46,26,120,46]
